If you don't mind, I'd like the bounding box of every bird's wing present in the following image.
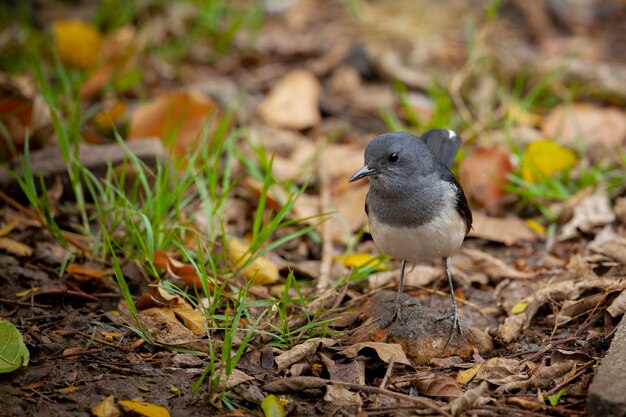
[419,129,461,169]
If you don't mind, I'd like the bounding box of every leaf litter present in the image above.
[1,1,626,416]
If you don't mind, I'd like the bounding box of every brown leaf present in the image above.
[558,191,615,241]
[323,385,363,407]
[607,290,626,317]
[496,313,526,345]
[340,342,412,366]
[469,212,536,245]
[172,302,208,336]
[264,376,329,393]
[542,103,626,150]
[67,263,113,281]
[475,357,527,386]
[0,237,33,257]
[153,250,206,288]
[275,338,336,370]
[463,248,534,280]
[414,374,463,400]
[258,69,321,130]
[81,26,144,99]
[459,147,513,214]
[128,92,223,158]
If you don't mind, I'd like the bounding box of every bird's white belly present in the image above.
[369,209,466,263]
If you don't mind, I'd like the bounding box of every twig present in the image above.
[378,358,395,389]
[331,379,452,417]
[0,298,50,308]
[316,159,332,293]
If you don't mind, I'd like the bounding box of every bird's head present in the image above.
[349,132,436,194]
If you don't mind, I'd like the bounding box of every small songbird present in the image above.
[349,130,472,345]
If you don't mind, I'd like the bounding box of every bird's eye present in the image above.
[388,153,399,163]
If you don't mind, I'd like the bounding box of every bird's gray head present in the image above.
[349,132,437,195]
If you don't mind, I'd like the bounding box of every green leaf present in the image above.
[545,388,567,407]
[261,394,285,417]
[0,320,29,373]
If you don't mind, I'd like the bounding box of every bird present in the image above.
[349,130,472,345]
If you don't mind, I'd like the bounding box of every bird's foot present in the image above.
[438,308,465,348]
[391,299,406,323]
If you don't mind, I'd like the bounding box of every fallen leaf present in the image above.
[92,101,128,129]
[607,290,626,317]
[335,253,388,270]
[521,139,577,183]
[82,26,143,98]
[172,303,207,335]
[128,91,223,158]
[0,237,33,257]
[0,320,29,373]
[456,364,481,385]
[341,342,412,366]
[153,250,206,288]
[227,239,280,285]
[323,385,363,407]
[475,357,527,386]
[459,147,513,214]
[52,20,102,69]
[261,394,286,417]
[511,301,529,314]
[91,395,119,417]
[275,338,337,370]
[258,69,321,130]
[415,374,463,400]
[118,400,170,417]
[67,263,113,281]
[469,212,536,245]
[449,381,489,416]
[558,191,615,241]
[496,313,527,345]
[463,248,534,280]
[542,103,626,150]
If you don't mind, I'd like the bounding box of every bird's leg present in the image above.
[392,260,407,322]
[443,256,463,347]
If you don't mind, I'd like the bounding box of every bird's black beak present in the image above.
[349,165,377,182]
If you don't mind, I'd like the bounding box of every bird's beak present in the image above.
[349,165,377,182]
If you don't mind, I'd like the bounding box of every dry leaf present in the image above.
[118,400,170,417]
[323,385,363,407]
[275,338,336,370]
[0,237,33,257]
[258,69,321,130]
[172,303,207,336]
[52,20,103,69]
[456,364,481,385]
[496,313,527,345]
[415,374,463,400]
[335,253,387,270]
[128,92,222,157]
[340,342,412,366]
[459,147,513,214]
[607,290,626,317]
[475,357,527,386]
[521,140,577,183]
[542,103,626,149]
[153,250,206,288]
[558,191,615,241]
[91,395,120,417]
[469,212,535,246]
[67,263,113,281]
[463,248,533,280]
[82,26,143,98]
[227,239,280,285]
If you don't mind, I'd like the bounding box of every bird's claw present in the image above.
[442,308,464,348]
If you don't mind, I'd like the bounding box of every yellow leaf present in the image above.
[511,301,529,315]
[525,219,546,236]
[0,237,33,257]
[507,104,543,127]
[334,253,388,271]
[173,303,207,335]
[52,20,103,69]
[93,101,127,129]
[58,386,79,393]
[91,395,120,417]
[456,364,481,385]
[227,239,279,285]
[521,140,577,183]
[0,219,20,237]
[261,394,286,417]
[118,400,170,417]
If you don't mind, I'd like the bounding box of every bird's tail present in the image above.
[419,129,461,169]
